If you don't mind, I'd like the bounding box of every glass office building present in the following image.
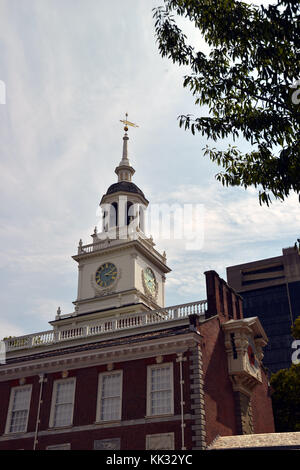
[227,246,300,373]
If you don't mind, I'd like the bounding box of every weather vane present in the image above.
[120,113,139,132]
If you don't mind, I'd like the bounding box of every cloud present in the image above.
[0,320,25,340]
[151,181,300,253]
[149,181,300,304]
[0,0,298,338]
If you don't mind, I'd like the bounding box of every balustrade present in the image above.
[4,300,207,352]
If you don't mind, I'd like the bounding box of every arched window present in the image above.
[139,205,146,232]
[110,202,118,228]
[126,202,133,226]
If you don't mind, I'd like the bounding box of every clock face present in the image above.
[95,262,117,288]
[143,267,157,296]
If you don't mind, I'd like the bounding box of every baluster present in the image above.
[29,336,34,348]
[82,326,88,337]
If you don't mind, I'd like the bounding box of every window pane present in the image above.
[102,374,121,398]
[56,381,74,404]
[53,403,73,427]
[10,410,28,433]
[151,367,171,392]
[101,397,120,421]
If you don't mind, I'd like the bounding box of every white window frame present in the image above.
[96,370,123,422]
[49,378,76,428]
[146,363,174,417]
[5,384,32,434]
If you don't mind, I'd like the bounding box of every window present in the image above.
[96,371,122,422]
[94,438,120,450]
[147,363,174,416]
[46,443,71,450]
[5,385,32,434]
[146,433,175,450]
[49,378,76,428]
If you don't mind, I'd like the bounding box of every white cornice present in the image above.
[73,239,171,274]
[0,332,200,382]
[100,190,149,207]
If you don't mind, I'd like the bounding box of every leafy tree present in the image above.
[291,315,300,340]
[153,0,300,205]
[269,316,300,432]
[270,364,300,432]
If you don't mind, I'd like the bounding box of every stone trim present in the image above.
[233,391,253,435]
[189,345,206,450]
[207,432,300,450]
[0,414,191,442]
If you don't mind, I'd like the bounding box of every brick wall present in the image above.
[205,270,243,322]
[251,369,275,433]
[0,353,194,450]
[199,317,237,445]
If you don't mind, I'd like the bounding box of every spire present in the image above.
[115,113,138,183]
[120,128,130,166]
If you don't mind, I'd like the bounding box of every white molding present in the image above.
[0,334,200,382]
[0,414,191,442]
[73,239,170,274]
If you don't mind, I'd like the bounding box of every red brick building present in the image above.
[0,124,275,450]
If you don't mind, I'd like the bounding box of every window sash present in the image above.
[50,379,75,428]
[6,385,32,434]
[97,372,122,422]
[147,364,173,416]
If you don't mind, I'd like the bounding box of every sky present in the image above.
[0,0,299,338]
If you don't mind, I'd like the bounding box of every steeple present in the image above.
[70,114,170,316]
[99,114,148,234]
[115,113,137,183]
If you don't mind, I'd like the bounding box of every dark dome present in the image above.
[105,181,148,201]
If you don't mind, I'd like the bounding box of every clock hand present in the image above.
[106,267,116,274]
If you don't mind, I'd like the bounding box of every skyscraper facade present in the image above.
[227,245,300,372]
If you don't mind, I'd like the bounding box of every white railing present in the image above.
[77,230,165,261]
[4,299,207,353]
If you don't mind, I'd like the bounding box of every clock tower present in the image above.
[69,117,171,321]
